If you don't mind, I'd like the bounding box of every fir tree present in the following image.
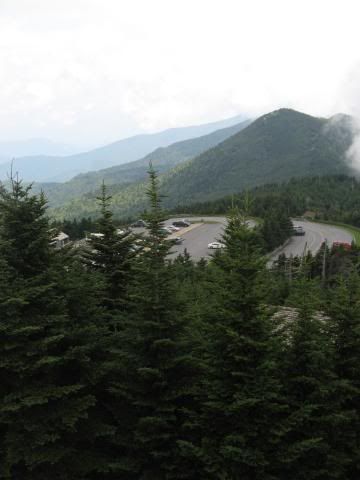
[83,182,137,316]
[0,178,115,479]
[112,165,201,479]
[200,206,283,479]
[324,275,360,478]
[277,280,340,479]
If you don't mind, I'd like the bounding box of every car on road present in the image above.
[292,225,305,236]
[168,236,184,245]
[172,219,191,228]
[208,241,225,249]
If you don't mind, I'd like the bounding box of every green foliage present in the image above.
[276,281,340,479]
[177,175,360,228]
[82,182,137,315]
[260,207,294,251]
[199,208,284,478]
[48,109,352,220]
[324,276,360,477]
[0,178,115,479]
[111,165,202,478]
[51,216,96,240]
[2,170,360,478]
[34,119,251,211]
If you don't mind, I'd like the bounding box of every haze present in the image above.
[1,0,360,148]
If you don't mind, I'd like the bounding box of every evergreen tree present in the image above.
[324,275,360,478]
[277,280,340,479]
[259,207,293,252]
[200,207,283,479]
[83,182,137,316]
[0,179,114,479]
[113,165,201,479]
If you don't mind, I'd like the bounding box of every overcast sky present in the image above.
[1,0,360,147]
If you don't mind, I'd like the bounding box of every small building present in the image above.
[52,231,70,249]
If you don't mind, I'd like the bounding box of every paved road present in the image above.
[131,216,227,260]
[268,220,353,263]
[168,222,225,259]
[132,217,353,262]
[166,216,254,260]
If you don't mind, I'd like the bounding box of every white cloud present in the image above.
[0,0,360,147]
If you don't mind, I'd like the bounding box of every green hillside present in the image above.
[50,109,355,220]
[175,174,360,226]
[2,113,247,182]
[159,109,353,205]
[37,119,251,208]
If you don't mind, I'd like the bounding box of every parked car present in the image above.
[208,241,225,249]
[292,225,305,236]
[172,219,190,228]
[166,225,180,232]
[131,219,147,228]
[332,241,352,250]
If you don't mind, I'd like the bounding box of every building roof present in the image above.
[54,231,69,241]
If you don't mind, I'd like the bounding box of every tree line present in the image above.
[174,174,360,228]
[0,170,359,479]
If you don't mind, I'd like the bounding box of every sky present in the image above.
[1,0,360,148]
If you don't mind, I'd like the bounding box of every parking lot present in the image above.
[131,216,355,262]
[132,217,235,260]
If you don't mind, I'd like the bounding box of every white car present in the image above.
[208,241,225,249]
[166,225,180,232]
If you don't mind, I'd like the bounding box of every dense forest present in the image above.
[175,175,360,228]
[1,170,360,479]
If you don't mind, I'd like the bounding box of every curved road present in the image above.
[133,216,354,261]
[268,220,353,263]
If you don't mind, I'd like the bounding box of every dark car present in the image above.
[172,220,190,228]
[171,237,184,245]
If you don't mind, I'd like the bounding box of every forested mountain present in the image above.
[35,119,251,207]
[49,109,355,220]
[177,174,360,227]
[158,108,353,205]
[0,113,247,182]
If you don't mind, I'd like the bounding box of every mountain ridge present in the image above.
[0,138,81,164]
[0,113,247,182]
[48,108,355,220]
[37,118,252,207]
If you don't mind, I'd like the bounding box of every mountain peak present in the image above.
[260,108,318,121]
[47,108,354,219]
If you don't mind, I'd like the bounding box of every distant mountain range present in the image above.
[0,138,81,164]
[0,113,247,182]
[48,109,356,220]
[37,119,251,207]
